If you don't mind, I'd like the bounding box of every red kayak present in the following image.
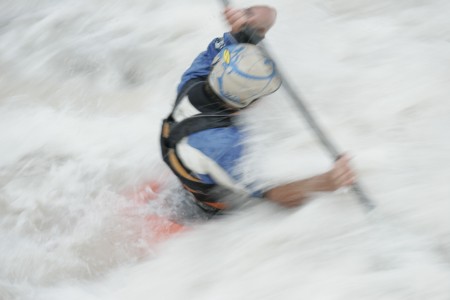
[122,180,189,244]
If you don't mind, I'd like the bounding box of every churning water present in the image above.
[1,0,450,299]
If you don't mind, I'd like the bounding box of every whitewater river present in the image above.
[1,0,450,299]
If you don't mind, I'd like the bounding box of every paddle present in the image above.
[218,0,375,211]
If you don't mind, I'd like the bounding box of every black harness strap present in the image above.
[164,114,232,148]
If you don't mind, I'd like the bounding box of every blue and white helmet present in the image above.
[208,44,282,108]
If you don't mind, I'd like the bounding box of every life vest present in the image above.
[160,79,239,212]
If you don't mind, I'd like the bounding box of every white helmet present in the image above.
[208,43,281,108]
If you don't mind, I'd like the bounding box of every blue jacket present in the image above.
[175,32,262,197]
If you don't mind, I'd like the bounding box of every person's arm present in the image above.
[264,155,356,207]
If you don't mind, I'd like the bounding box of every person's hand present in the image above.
[224,7,249,34]
[324,154,356,191]
[224,6,277,36]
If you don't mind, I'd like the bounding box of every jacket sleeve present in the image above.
[177,32,237,93]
